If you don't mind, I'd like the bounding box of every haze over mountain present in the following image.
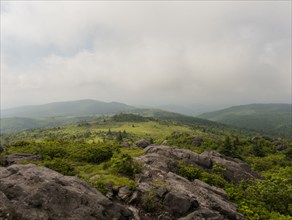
[1,1,291,109]
[2,100,291,139]
[199,103,292,138]
[1,99,226,133]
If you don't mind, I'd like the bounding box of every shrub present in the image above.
[109,154,141,178]
[176,162,201,181]
[43,158,76,176]
[226,167,292,219]
[72,143,113,164]
[10,140,31,147]
[40,145,67,160]
[88,174,136,195]
[141,190,158,212]
[200,172,228,188]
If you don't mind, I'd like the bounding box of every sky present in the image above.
[1,1,291,110]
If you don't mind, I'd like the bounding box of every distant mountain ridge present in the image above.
[1,99,136,118]
[198,103,292,138]
[0,99,234,134]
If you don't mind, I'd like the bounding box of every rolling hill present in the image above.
[198,103,292,138]
[0,100,136,133]
[1,99,136,118]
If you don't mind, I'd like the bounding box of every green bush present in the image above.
[109,154,141,178]
[220,136,241,158]
[72,143,113,164]
[88,174,136,195]
[40,145,67,160]
[10,140,31,147]
[43,158,76,176]
[226,167,292,219]
[176,162,201,181]
[200,172,228,188]
[7,140,68,160]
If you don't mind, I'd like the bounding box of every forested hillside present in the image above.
[199,104,291,139]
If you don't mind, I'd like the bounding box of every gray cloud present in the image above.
[1,1,291,109]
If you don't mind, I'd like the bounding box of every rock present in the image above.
[128,191,140,204]
[200,151,262,183]
[134,145,248,219]
[0,153,42,166]
[156,187,168,198]
[0,191,14,220]
[192,137,203,147]
[143,145,212,169]
[163,191,198,217]
[194,179,227,199]
[128,206,141,220]
[136,140,151,149]
[0,164,133,220]
[143,145,260,183]
[118,186,132,201]
[178,207,225,220]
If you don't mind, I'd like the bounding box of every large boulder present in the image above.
[0,153,41,166]
[0,164,133,220]
[131,145,250,219]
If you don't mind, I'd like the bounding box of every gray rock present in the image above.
[0,153,41,166]
[136,140,151,149]
[128,191,140,204]
[134,145,247,220]
[163,191,198,217]
[192,137,203,147]
[178,207,225,220]
[200,151,261,183]
[118,186,132,201]
[122,142,131,148]
[0,164,133,220]
[143,145,260,183]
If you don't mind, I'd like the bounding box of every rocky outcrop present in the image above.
[0,145,259,220]
[121,145,255,219]
[131,145,259,220]
[142,145,260,183]
[199,151,262,183]
[0,153,41,166]
[0,164,133,220]
[129,169,245,219]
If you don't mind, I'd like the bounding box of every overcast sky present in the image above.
[1,1,291,109]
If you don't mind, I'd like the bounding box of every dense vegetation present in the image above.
[0,113,291,219]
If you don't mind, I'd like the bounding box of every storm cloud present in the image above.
[1,1,291,109]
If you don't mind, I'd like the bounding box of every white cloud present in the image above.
[1,1,291,108]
